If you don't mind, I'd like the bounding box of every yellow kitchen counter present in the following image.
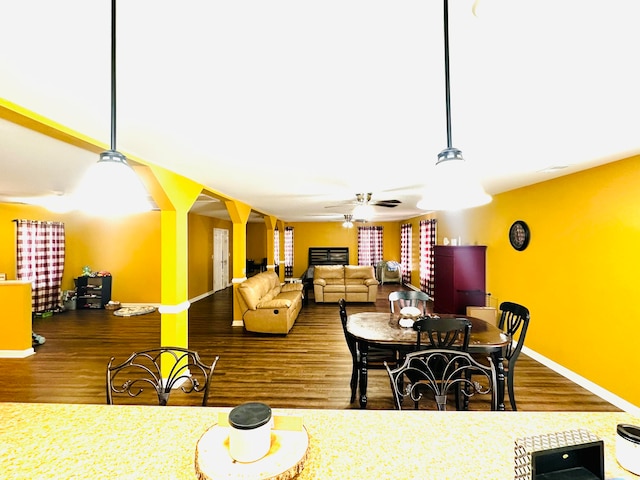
[0,402,638,479]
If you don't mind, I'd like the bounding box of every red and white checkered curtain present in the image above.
[419,219,437,296]
[400,223,412,285]
[273,228,280,275]
[284,226,293,277]
[357,226,383,266]
[15,220,66,313]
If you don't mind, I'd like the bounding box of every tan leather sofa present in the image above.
[313,265,378,303]
[237,271,304,334]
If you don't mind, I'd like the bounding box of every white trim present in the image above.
[0,348,35,358]
[158,301,191,314]
[523,346,640,416]
[189,290,215,303]
[232,320,244,327]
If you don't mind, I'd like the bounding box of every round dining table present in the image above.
[346,312,511,410]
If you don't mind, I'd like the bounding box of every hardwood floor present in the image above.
[0,283,618,411]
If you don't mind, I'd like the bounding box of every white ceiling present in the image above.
[1,0,639,223]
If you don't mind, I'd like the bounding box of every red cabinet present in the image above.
[433,246,486,315]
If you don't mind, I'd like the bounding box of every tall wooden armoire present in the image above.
[433,245,486,314]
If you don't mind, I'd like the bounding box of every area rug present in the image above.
[113,306,156,317]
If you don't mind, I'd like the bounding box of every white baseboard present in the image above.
[522,346,640,416]
[0,348,35,358]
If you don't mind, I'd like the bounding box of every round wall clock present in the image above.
[509,220,530,251]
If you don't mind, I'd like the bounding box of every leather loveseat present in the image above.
[237,271,304,334]
[313,265,378,303]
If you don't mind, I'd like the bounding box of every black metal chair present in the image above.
[407,316,473,409]
[412,316,471,350]
[106,347,219,406]
[385,349,497,411]
[388,290,432,316]
[338,299,397,403]
[497,301,530,411]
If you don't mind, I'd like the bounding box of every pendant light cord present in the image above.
[443,0,452,149]
[110,0,117,151]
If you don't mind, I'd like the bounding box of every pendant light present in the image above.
[342,214,354,228]
[75,0,152,216]
[417,0,491,212]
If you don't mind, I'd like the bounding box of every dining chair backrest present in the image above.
[412,316,472,351]
[497,301,530,411]
[385,348,497,411]
[106,347,219,406]
[498,301,530,363]
[388,290,432,315]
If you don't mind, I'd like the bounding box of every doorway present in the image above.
[213,228,229,292]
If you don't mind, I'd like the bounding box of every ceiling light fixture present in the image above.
[353,193,375,222]
[74,0,152,216]
[417,0,491,212]
[342,214,354,228]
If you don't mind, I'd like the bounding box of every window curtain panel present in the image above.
[357,226,383,266]
[15,220,66,313]
[419,219,437,296]
[273,228,280,275]
[284,226,293,278]
[400,223,412,285]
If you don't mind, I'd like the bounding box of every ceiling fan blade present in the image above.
[374,199,401,208]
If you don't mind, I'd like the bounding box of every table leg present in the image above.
[491,350,506,411]
[359,341,368,409]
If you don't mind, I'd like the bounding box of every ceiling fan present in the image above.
[325,193,402,222]
[325,192,402,210]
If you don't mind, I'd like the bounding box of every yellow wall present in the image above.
[187,213,233,298]
[0,203,229,304]
[286,221,401,278]
[0,203,161,303]
[246,222,267,262]
[434,154,640,407]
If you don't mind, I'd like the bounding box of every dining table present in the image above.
[346,312,511,409]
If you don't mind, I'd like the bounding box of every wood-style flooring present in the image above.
[0,283,619,411]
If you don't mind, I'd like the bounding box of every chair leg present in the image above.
[507,367,517,411]
[350,364,358,403]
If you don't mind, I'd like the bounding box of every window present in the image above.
[400,223,412,285]
[284,226,293,277]
[419,219,437,296]
[357,226,383,266]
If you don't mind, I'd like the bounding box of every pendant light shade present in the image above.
[75,0,151,216]
[417,0,491,212]
[416,153,491,211]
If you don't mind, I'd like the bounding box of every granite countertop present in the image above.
[0,402,638,479]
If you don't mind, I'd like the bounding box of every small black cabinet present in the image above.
[75,276,112,309]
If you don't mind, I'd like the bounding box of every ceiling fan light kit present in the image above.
[74,0,151,216]
[417,0,492,212]
[342,214,354,228]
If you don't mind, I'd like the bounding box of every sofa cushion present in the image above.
[257,297,292,309]
[314,265,344,279]
[345,265,376,279]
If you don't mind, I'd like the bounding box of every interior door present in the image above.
[213,228,229,292]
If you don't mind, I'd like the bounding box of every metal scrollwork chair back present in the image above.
[106,347,219,406]
[385,349,497,411]
[388,290,432,316]
[498,301,530,411]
